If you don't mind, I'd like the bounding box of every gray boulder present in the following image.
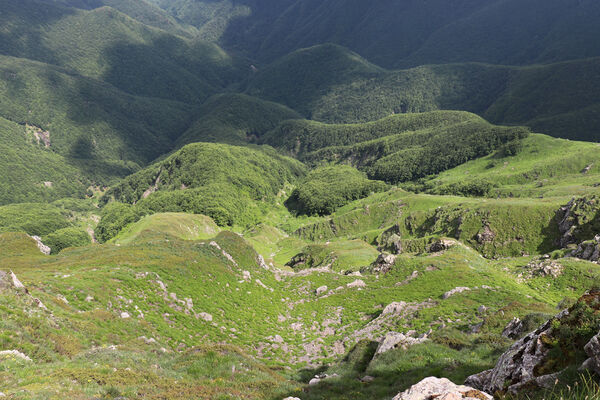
[393,377,492,400]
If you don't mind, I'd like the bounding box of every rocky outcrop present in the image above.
[0,349,32,362]
[375,331,429,355]
[556,197,600,248]
[571,235,600,262]
[378,224,403,254]
[442,287,470,299]
[466,289,600,394]
[476,226,496,244]
[581,333,600,375]
[502,317,525,339]
[518,259,564,280]
[369,253,397,274]
[428,239,456,253]
[347,279,366,289]
[466,311,563,393]
[393,377,492,400]
[29,235,51,255]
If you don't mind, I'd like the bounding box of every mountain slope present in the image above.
[176,93,302,146]
[149,0,600,68]
[248,45,600,141]
[0,0,245,103]
[261,111,529,184]
[0,55,191,165]
[97,143,306,239]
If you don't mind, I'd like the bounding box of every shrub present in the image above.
[42,227,91,254]
[286,165,389,216]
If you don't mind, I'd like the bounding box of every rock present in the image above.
[57,294,69,304]
[198,312,213,322]
[376,331,428,355]
[581,333,600,375]
[85,295,94,302]
[120,312,130,319]
[378,224,403,254]
[33,298,47,310]
[369,253,397,274]
[10,271,25,290]
[464,290,600,394]
[476,226,496,244]
[442,287,470,299]
[571,236,600,263]
[522,260,564,278]
[309,377,321,385]
[429,239,456,253]
[0,349,32,362]
[360,375,375,383]
[316,285,328,296]
[29,235,51,255]
[282,398,301,400]
[243,271,251,281]
[392,377,492,400]
[477,305,487,314]
[272,335,284,344]
[0,392,5,397]
[382,302,408,315]
[347,279,366,289]
[502,317,524,339]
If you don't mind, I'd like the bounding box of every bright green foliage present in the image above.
[176,93,301,146]
[98,143,306,240]
[286,165,389,216]
[111,213,220,245]
[42,226,91,254]
[264,111,529,184]
[0,116,88,204]
[414,134,600,198]
[262,111,477,156]
[95,202,140,243]
[0,203,72,236]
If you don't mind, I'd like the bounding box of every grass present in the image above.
[412,133,600,198]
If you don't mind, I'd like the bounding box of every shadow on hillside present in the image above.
[274,360,492,400]
[0,1,76,66]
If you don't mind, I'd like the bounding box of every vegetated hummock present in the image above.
[1,1,600,399]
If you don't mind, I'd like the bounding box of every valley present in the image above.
[1,1,600,399]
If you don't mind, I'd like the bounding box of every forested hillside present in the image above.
[147,0,600,68]
[2,1,600,399]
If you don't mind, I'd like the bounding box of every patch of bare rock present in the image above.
[393,377,492,400]
[466,289,600,394]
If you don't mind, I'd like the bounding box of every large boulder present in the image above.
[378,224,403,254]
[376,331,428,355]
[393,377,492,400]
[467,289,600,394]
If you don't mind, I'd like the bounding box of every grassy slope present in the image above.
[111,213,220,245]
[98,143,306,236]
[418,133,600,198]
[2,206,600,398]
